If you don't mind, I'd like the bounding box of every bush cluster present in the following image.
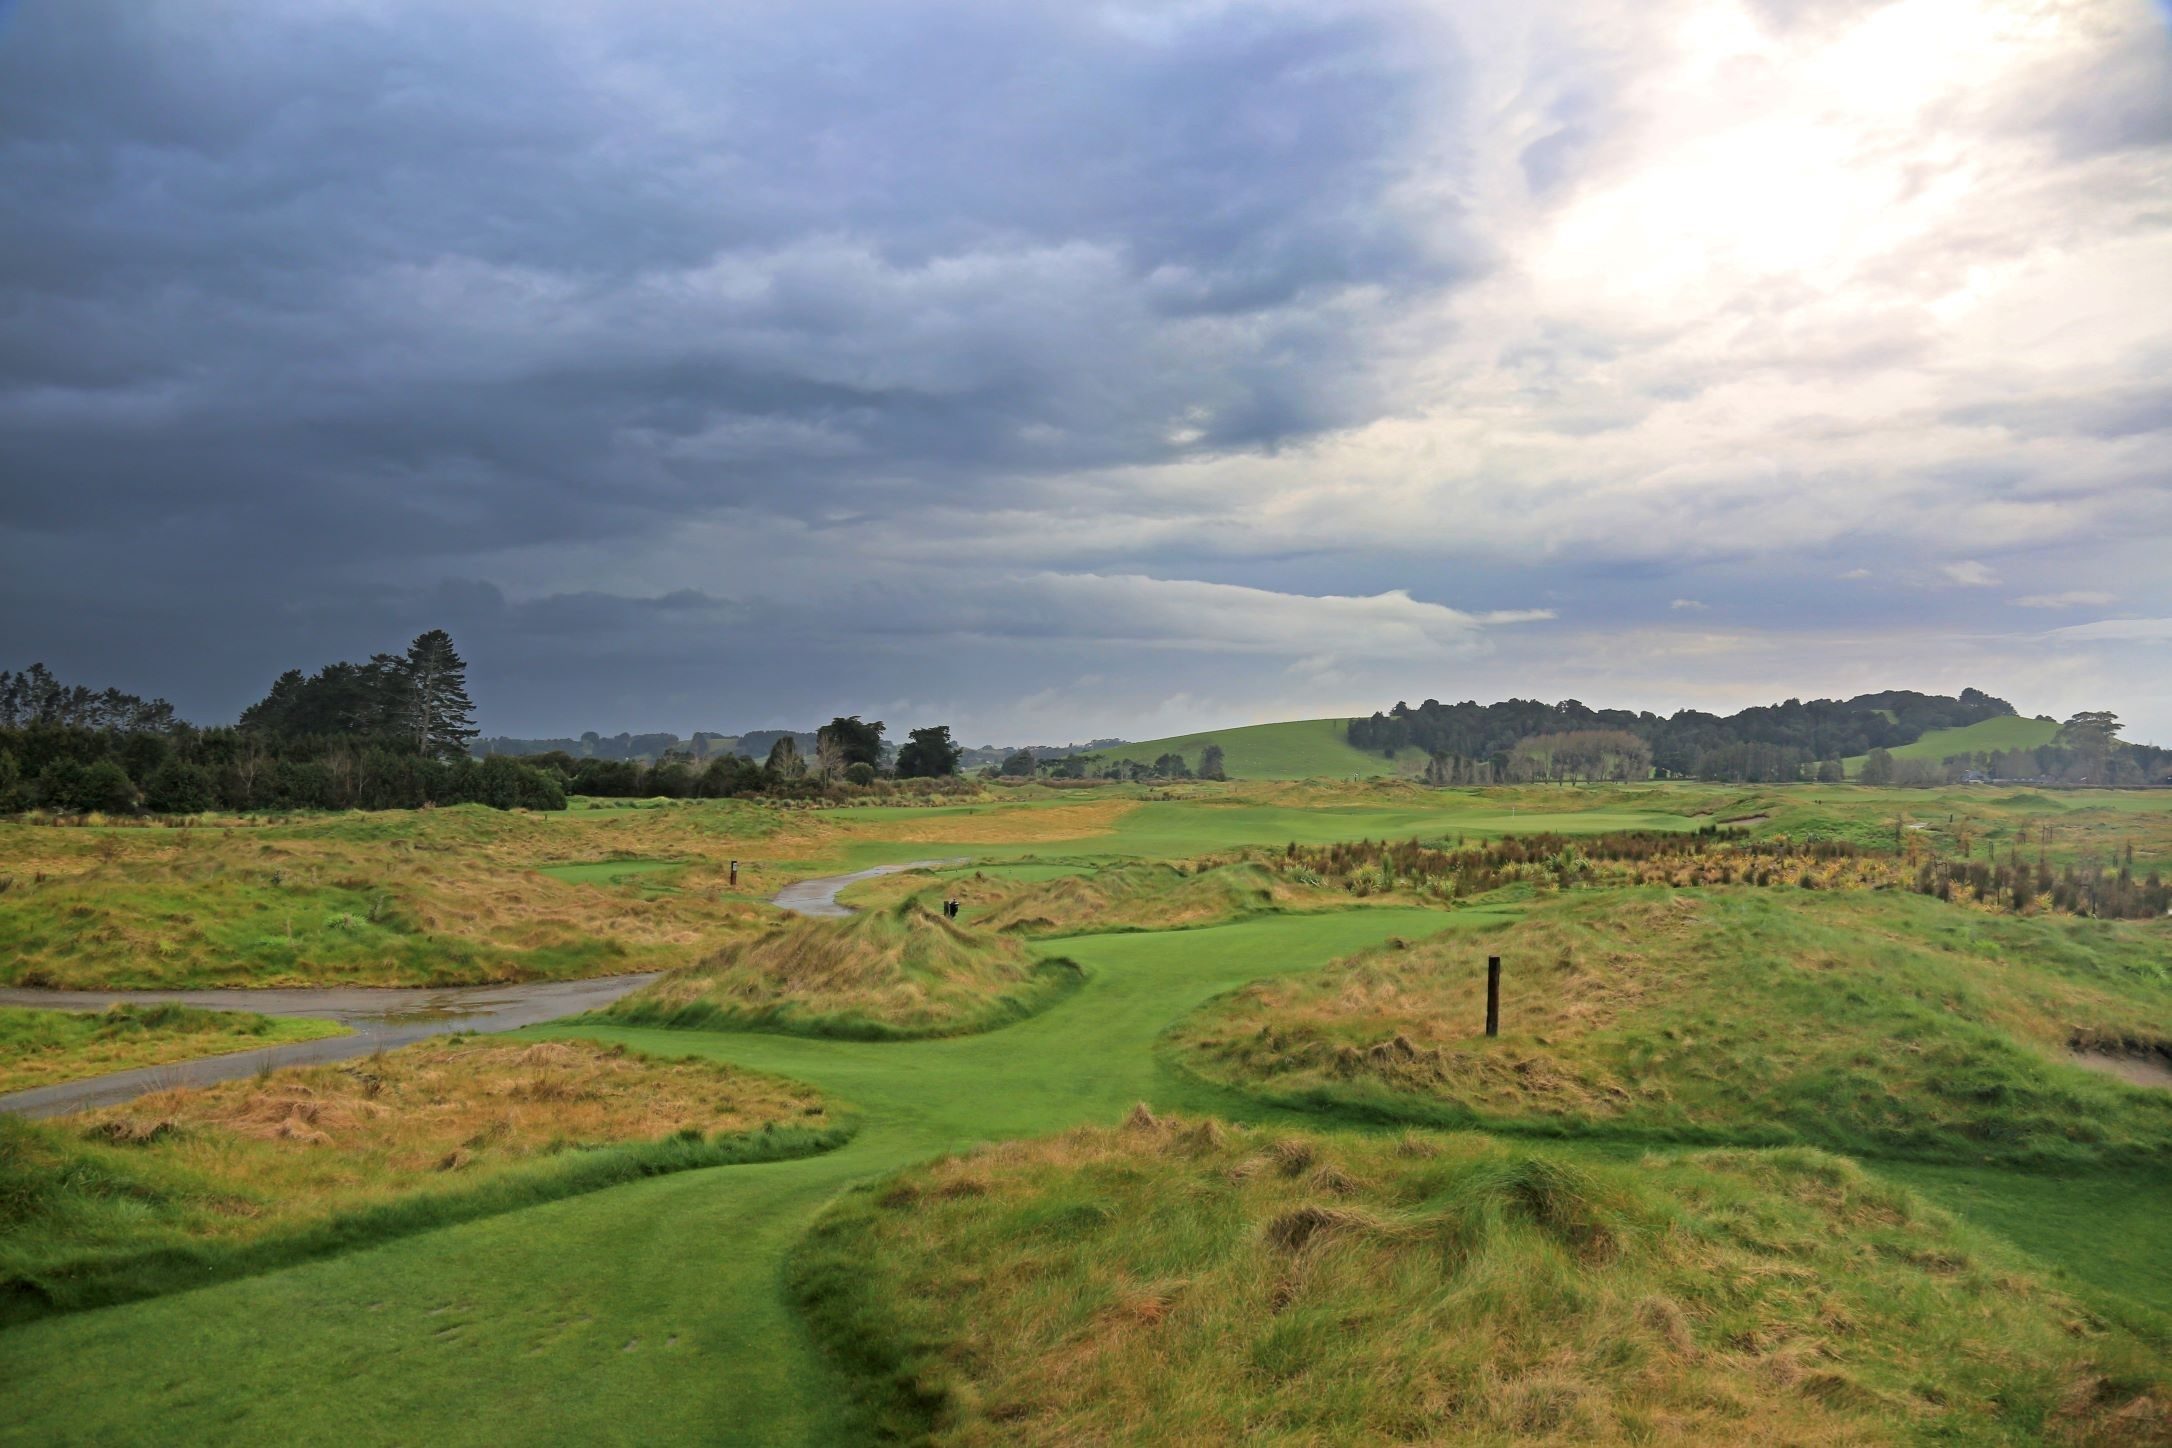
[0,726,565,816]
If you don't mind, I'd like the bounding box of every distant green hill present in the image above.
[1844,715,2060,777]
[1092,718,1397,780]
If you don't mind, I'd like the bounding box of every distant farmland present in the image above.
[1094,718,1396,779]
[1845,715,2061,776]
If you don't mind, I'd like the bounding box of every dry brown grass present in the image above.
[866,799,1136,845]
[0,803,842,987]
[606,901,1076,1037]
[855,859,1351,937]
[60,1037,830,1238]
[1187,892,1696,1121]
[1173,887,2172,1166]
[798,1120,2172,1445]
[0,1004,346,1094]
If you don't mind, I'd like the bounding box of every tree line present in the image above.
[1858,712,2169,789]
[985,741,1226,782]
[467,718,973,801]
[0,633,569,815]
[1347,689,2165,787]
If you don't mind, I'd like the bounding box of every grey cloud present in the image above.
[0,0,1478,587]
[2,0,2167,743]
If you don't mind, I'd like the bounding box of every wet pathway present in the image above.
[0,859,958,1118]
[766,858,961,917]
[0,974,660,1118]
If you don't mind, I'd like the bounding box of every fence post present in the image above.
[1486,955,1501,1038]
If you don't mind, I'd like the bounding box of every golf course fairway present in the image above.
[0,907,1478,1443]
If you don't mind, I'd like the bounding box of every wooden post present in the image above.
[729,860,739,887]
[1485,955,1501,1038]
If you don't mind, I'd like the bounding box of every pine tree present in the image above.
[402,629,478,760]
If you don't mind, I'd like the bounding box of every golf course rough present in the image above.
[0,1036,847,1322]
[2,779,2169,1444]
[793,1118,2170,1444]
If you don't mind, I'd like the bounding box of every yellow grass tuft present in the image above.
[797,1121,2172,1445]
[55,1037,831,1241]
[607,900,1078,1037]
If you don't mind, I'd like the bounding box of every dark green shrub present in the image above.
[143,759,214,814]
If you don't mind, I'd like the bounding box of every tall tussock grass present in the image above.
[0,801,814,987]
[602,900,1083,1038]
[852,858,1348,937]
[0,1036,846,1322]
[0,1003,346,1093]
[1174,886,2172,1168]
[792,1118,2172,1445]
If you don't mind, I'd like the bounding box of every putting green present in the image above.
[534,858,687,886]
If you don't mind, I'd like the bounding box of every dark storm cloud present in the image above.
[4,0,2168,743]
[0,0,1475,589]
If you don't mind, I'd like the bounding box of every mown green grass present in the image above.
[0,1004,346,1094]
[0,908,1466,1442]
[1883,1160,2172,1323]
[531,857,687,886]
[1097,717,1396,779]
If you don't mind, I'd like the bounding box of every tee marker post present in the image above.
[1486,955,1501,1038]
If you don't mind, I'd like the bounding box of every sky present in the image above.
[2,0,2169,746]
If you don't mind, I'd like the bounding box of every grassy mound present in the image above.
[794,1118,2171,1444]
[0,804,799,988]
[860,858,1348,937]
[1172,888,2172,1166]
[1097,717,1397,780]
[0,1036,842,1320]
[0,1004,346,1094]
[600,900,1083,1039]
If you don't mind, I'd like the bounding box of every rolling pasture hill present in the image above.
[1844,715,2063,776]
[1094,717,1398,779]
